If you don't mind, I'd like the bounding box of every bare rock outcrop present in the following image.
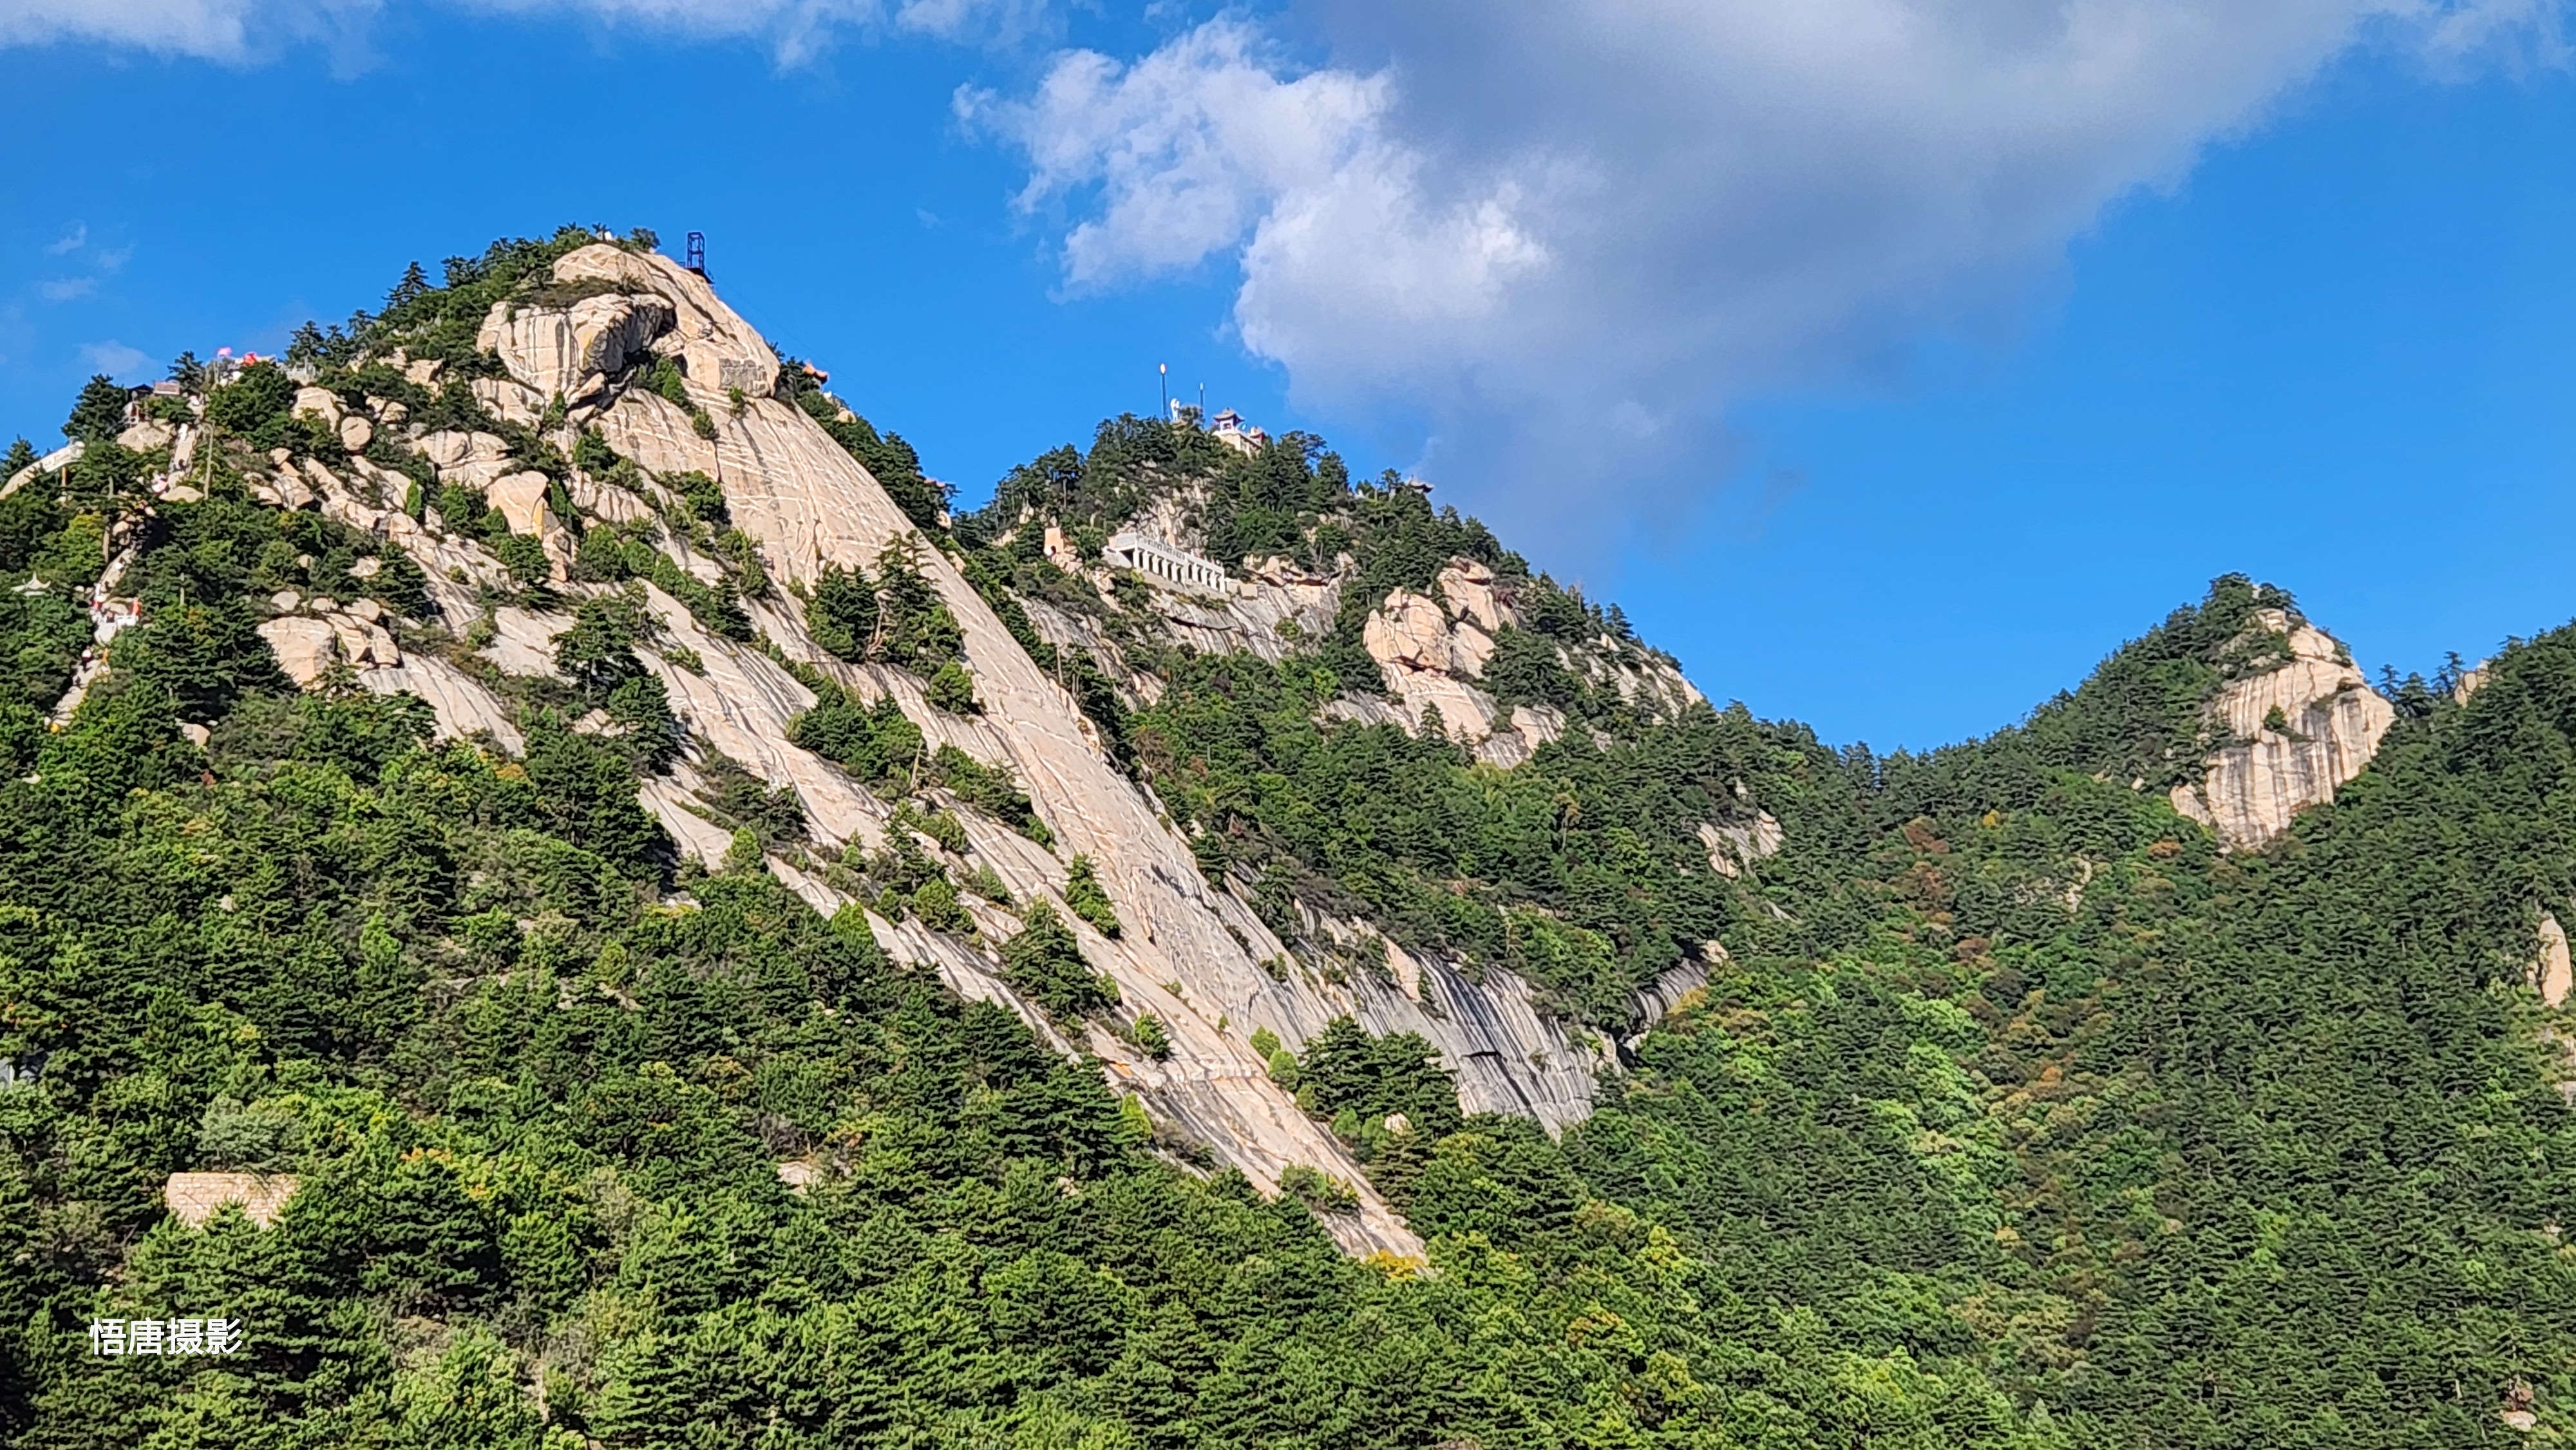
[1437,558,1505,633]
[2170,610,2395,850]
[419,430,515,491]
[165,1172,298,1228]
[257,617,339,687]
[2539,913,2572,1008]
[291,386,343,427]
[298,242,1669,1259]
[486,471,576,578]
[1145,554,1343,665]
[1361,585,1502,740]
[478,290,674,403]
[553,244,777,402]
[118,420,175,452]
[1698,813,1784,878]
[577,257,1435,1256]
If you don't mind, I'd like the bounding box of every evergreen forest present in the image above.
[3,231,2574,1449]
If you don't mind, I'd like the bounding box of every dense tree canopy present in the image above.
[3,236,2573,1447]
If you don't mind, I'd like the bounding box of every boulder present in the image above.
[553,244,777,402]
[1437,557,1506,634]
[1359,587,1504,740]
[336,414,374,453]
[480,291,675,402]
[257,617,339,686]
[471,376,548,428]
[1698,814,1785,878]
[419,429,509,469]
[117,420,173,452]
[487,471,568,549]
[1363,590,1452,672]
[418,430,514,490]
[323,612,400,667]
[291,386,343,426]
[486,471,576,579]
[404,358,442,387]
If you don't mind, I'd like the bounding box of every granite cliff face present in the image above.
[238,245,1684,1256]
[2169,608,2395,851]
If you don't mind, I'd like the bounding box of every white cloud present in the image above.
[980,2,2571,547]
[0,0,377,59]
[37,278,95,301]
[78,339,149,377]
[44,222,85,256]
[0,0,1028,62]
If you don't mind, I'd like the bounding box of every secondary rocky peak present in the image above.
[2170,607,2394,850]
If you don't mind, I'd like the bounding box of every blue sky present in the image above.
[3,1,2570,751]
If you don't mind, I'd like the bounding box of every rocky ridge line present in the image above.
[241,244,1701,1257]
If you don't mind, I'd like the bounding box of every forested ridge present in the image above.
[4,234,2575,1447]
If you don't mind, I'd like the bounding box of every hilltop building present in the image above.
[1103,529,1229,596]
[1209,408,1268,457]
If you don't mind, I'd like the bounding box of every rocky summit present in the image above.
[6,227,2576,1448]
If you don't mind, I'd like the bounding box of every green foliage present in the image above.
[0,587,88,710]
[1130,1013,1171,1060]
[911,872,974,936]
[14,263,2576,1450]
[61,374,130,442]
[551,587,654,701]
[913,804,968,854]
[648,357,689,409]
[788,684,922,786]
[923,659,979,715]
[1001,903,1119,1020]
[688,751,806,851]
[1276,1163,1359,1214]
[927,744,1050,845]
[804,561,878,662]
[661,469,726,527]
[873,540,962,672]
[203,362,298,443]
[1294,1017,1464,1143]
[520,710,669,876]
[1128,649,1734,1024]
[1063,854,1119,939]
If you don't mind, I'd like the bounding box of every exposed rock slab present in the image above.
[553,244,776,402]
[258,617,339,687]
[591,355,1421,1256]
[478,290,675,402]
[358,655,523,752]
[2540,913,2571,1008]
[1698,813,1784,878]
[2170,611,2395,850]
[165,1172,297,1228]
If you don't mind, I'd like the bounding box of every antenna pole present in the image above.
[1159,362,1168,419]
